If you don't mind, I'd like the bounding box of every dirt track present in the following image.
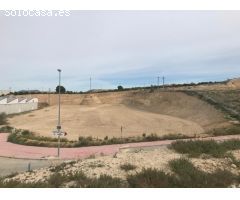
[8,91,228,140]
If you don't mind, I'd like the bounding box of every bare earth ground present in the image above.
[9,91,228,140]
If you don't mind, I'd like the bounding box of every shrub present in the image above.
[87,175,125,188]
[48,172,67,188]
[68,171,91,188]
[208,125,240,136]
[127,168,176,188]
[0,113,7,125]
[120,163,137,171]
[50,162,68,172]
[170,140,227,158]
[0,126,14,133]
[170,139,240,158]
[169,158,237,188]
[0,180,48,188]
[7,128,193,148]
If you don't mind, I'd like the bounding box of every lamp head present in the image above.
[57,69,61,72]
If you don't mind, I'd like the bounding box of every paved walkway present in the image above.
[1,133,240,160]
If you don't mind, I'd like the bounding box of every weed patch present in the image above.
[170,139,240,158]
[120,163,137,171]
[169,158,236,188]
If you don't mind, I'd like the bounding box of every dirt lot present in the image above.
[8,90,229,140]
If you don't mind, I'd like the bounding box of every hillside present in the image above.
[8,89,229,140]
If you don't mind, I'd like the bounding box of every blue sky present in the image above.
[1,10,240,91]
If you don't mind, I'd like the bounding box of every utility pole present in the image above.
[48,88,51,105]
[120,126,123,139]
[157,76,160,88]
[162,76,165,89]
[57,69,62,157]
[90,77,92,91]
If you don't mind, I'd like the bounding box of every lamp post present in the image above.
[57,69,61,157]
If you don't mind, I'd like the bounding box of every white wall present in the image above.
[0,102,38,115]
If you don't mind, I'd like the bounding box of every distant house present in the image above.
[0,97,8,104]
[18,97,28,103]
[6,97,18,104]
[0,96,38,115]
[27,98,38,103]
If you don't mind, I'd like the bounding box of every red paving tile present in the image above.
[0,133,240,160]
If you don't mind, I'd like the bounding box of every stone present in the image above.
[231,164,237,168]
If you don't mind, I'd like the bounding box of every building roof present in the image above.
[6,97,17,103]
[0,96,7,101]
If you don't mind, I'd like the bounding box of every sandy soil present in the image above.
[8,104,204,140]
[9,91,228,140]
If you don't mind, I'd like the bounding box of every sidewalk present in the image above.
[0,133,240,160]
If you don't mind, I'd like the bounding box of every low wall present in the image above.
[0,102,38,115]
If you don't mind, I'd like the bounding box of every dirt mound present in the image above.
[10,90,229,140]
[80,94,102,105]
[8,104,204,140]
[227,78,240,89]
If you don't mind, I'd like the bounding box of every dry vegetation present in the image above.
[2,139,240,188]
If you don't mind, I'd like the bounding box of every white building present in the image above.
[0,96,38,115]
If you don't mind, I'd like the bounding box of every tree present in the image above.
[56,85,66,94]
[117,85,124,91]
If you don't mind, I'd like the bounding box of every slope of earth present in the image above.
[7,103,204,140]
[184,90,240,121]
[119,90,228,131]
[9,90,229,140]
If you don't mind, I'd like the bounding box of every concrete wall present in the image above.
[0,102,38,115]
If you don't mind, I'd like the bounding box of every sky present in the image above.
[1,10,240,91]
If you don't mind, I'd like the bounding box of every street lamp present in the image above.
[57,69,62,157]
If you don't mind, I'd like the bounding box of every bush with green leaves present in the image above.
[120,163,137,171]
[0,113,7,125]
[7,127,192,148]
[170,139,240,158]
[127,168,176,188]
[169,158,237,188]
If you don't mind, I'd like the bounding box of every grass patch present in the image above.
[88,163,104,168]
[0,179,48,188]
[87,175,126,188]
[170,139,240,158]
[7,127,193,148]
[48,172,67,188]
[120,163,137,171]
[169,158,237,188]
[207,125,240,136]
[127,168,176,188]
